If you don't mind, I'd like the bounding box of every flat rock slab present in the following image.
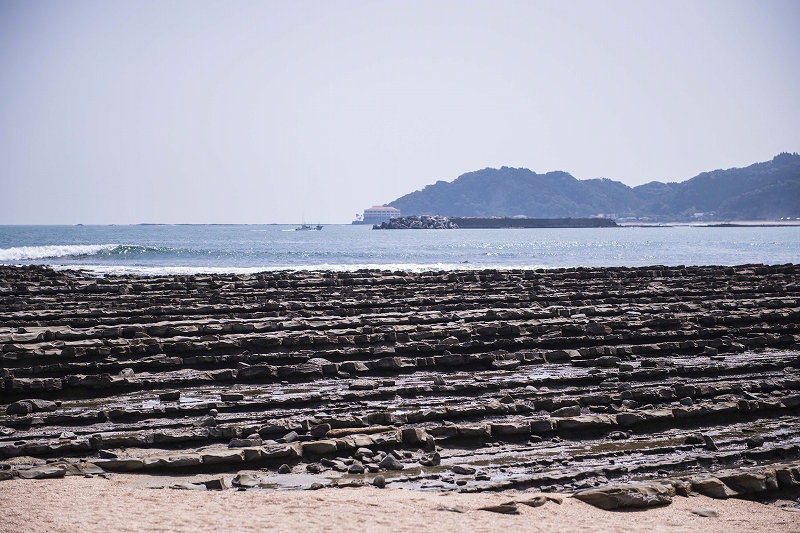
[17,465,66,480]
[573,483,675,510]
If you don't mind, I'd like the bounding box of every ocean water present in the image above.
[0,224,798,275]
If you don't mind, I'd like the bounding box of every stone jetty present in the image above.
[373,216,458,229]
[1,263,799,501]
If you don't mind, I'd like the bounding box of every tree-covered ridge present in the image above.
[387,153,800,221]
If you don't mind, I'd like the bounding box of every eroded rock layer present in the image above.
[1,263,799,495]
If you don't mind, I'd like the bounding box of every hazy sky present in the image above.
[1,1,798,224]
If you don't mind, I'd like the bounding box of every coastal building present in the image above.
[354,205,401,225]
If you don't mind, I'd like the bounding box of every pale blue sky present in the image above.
[1,0,798,224]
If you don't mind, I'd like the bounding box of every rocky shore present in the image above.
[1,263,799,513]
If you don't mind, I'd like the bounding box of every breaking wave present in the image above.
[0,244,119,261]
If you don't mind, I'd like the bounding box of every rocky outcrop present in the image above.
[0,263,799,496]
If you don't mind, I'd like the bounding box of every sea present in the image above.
[0,224,799,276]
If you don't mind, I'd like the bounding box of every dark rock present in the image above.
[551,405,581,417]
[277,464,291,474]
[159,391,181,401]
[310,423,331,439]
[94,458,145,471]
[401,428,429,445]
[229,437,262,448]
[703,435,719,451]
[378,455,404,471]
[425,434,436,452]
[746,436,765,448]
[7,399,58,415]
[348,461,365,474]
[18,465,67,479]
[685,434,704,445]
[373,474,386,488]
[202,477,228,490]
[419,452,441,466]
[302,440,339,455]
[544,350,578,363]
[220,392,244,401]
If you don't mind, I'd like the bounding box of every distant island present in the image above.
[387,152,800,222]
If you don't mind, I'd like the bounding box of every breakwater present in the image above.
[452,217,617,228]
[373,216,616,229]
[1,263,799,498]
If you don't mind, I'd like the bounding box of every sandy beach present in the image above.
[2,475,799,533]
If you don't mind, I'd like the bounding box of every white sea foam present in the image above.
[53,262,552,277]
[0,244,118,262]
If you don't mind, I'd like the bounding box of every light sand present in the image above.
[1,476,799,533]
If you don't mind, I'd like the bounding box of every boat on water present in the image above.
[295,223,323,231]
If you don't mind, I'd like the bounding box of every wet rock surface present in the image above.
[1,263,799,501]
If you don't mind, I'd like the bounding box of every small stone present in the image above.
[419,452,441,467]
[690,508,718,517]
[159,391,181,402]
[703,435,718,451]
[348,462,365,474]
[437,505,465,513]
[452,465,476,475]
[745,436,764,448]
[519,496,548,508]
[202,477,228,491]
[373,474,386,488]
[220,392,244,402]
[197,416,216,427]
[349,379,378,390]
[277,464,291,474]
[170,482,207,491]
[425,434,436,452]
[232,473,260,487]
[679,397,693,406]
[478,504,519,515]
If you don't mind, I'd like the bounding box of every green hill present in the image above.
[387,153,800,221]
